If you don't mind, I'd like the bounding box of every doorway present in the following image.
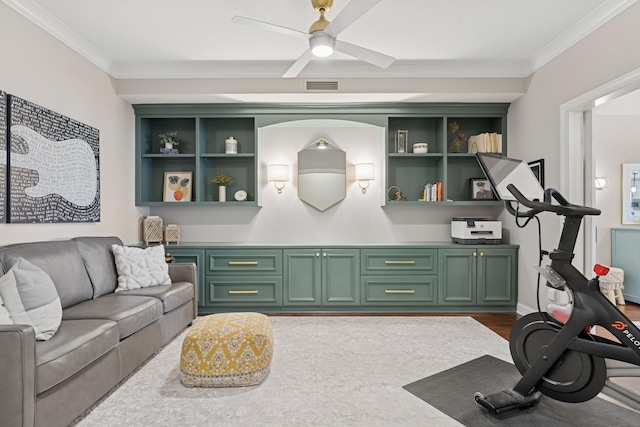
[562,67,640,274]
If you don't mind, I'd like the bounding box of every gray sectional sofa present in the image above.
[0,236,197,427]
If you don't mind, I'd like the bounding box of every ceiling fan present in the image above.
[232,0,394,78]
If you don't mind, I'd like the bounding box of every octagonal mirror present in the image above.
[298,138,346,212]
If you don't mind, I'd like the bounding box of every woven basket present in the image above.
[143,217,163,245]
[164,225,180,245]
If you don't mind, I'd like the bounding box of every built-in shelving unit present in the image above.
[134,103,508,207]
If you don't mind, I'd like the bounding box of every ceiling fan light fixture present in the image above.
[310,32,335,57]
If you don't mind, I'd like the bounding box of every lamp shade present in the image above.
[355,163,375,181]
[269,164,289,182]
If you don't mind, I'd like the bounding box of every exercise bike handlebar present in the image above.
[505,184,601,217]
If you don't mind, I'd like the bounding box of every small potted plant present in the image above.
[212,173,233,202]
[159,131,181,152]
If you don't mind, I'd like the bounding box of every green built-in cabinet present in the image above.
[438,247,517,307]
[165,243,518,314]
[134,103,508,207]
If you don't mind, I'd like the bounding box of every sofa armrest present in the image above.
[168,262,198,319]
[0,325,36,427]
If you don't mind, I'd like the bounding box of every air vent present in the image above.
[305,81,339,92]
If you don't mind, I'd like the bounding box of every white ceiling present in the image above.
[3,0,636,104]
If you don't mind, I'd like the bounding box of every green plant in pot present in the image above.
[212,173,233,202]
[159,131,181,149]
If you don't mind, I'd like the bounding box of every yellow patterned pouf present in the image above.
[180,312,273,387]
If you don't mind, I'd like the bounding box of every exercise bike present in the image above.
[473,153,640,415]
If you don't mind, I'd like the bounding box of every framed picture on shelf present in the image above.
[163,171,192,202]
[528,159,545,187]
[470,178,495,200]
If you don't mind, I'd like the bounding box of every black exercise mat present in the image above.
[404,355,638,427]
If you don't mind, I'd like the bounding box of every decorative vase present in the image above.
[164,142,173,149]
[219,185,226,202]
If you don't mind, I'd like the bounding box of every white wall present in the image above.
[507,1,640,312]
[0,3,145,245]
[593,114,640,265]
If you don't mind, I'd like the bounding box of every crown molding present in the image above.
[528,0,636,74]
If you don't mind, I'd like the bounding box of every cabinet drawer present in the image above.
[361,276,437,305]
[206,249,282,275]
[361,249,437,275]
[206,276,282,305]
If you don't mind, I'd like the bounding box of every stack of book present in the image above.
[421,182,442,201]
[160,148,179,154]
[467,133,502,153]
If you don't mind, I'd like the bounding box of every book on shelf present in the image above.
[160,148,179,154]
[420,182,442,201]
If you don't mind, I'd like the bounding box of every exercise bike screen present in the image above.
[476,153,545,201]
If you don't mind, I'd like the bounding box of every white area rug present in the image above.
[74,316,511,427]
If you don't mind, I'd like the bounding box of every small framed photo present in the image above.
[528,159,545,187]
[470,178,495,200]
[163,171,192,202]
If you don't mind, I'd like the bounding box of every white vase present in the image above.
[164,142,173,149]
[219,185,226,202]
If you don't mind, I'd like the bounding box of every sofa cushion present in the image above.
[63,294,163,340]
[0,240,93,309]
[117,281,194,313]
[112,245,171,292]
[73,236,123,298]
[0,258,62,340]
[35,319,119,394]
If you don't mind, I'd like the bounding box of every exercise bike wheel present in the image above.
[509,312,607,403]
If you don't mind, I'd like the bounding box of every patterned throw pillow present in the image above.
[0,258,63,340]
[111,244,172,292]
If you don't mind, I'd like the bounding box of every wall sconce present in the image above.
[595,177,611,190]
[268,164,289,193]
[355,163,375,194]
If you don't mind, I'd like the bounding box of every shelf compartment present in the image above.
[387,156,443,202]
[388,117,444,154]
[199,157,256,202]
[446,116,504,154]
[139,117,196,155]
[446,156,487,202]
[200,117,255,155]
[138,156,196,204]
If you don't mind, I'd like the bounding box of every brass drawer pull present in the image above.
[384,260,415,265]
[228,290,259,295]
[384,289,415,294]
[228,261,259,265]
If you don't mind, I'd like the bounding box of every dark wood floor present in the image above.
[473,301,640,340]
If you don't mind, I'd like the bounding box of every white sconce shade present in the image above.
[355,163,375,194]
[595,177,611,190]
[269,164,289,193]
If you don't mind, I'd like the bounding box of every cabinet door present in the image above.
[477,248,517,306]
[165,248,205,309]
[323,249,360,306]
[438,248,476,305]
[283,249,322,306]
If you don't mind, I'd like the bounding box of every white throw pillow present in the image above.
[0,258,63,340]
[112,244,171,292]
[0,294,13,325]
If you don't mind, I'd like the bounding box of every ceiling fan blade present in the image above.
[325,0,384,38]
[334,40,394,69]
[283,49,314,78]
[231,15,309,40]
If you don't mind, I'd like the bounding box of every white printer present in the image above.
[451,217,502,244]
